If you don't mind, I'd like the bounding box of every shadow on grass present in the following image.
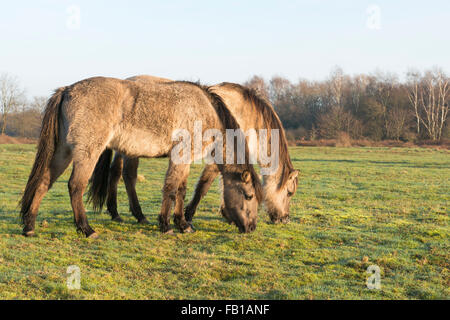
[0,204,266,239]
[0,207,76,236]
[0,205,157,235]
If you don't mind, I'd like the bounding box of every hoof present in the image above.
[138,218,149,225]
[112,216,123,223]
[163,229,174,235]
[182,225,195,234]
[87,232,99,239]
[23,230,36,237]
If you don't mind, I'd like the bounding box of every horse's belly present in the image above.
[108,128,171,158]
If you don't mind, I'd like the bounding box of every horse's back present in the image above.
[126,75,172,83]
[60,76,222,158]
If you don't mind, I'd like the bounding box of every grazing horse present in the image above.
[188,82,298,224]
[19,77,262,238]
[91,75,298,226]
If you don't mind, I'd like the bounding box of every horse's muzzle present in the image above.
[270,215,290,224]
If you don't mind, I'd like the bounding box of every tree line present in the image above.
[1,68,449,141]
[0,73,46,138]
[244,67,449,142]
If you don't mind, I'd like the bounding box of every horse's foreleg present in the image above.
[159,162,189,233]
[173,176,194,233]
[106,152,123,222]
[122,157,148,224]
[184,164,219,223]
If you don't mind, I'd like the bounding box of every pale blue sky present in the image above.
[1,0,449,97]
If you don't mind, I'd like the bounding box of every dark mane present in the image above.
[172,81,264,203]
[218,82,294,189]
[171,81,242,131]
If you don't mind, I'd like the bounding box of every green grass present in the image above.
[0,144,449,299]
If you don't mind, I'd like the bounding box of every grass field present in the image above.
[0,144,448,299]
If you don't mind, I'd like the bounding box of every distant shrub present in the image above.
[335,132,352,147]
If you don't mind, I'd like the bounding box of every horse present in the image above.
[89,75,298,227]
[19,76,263,238]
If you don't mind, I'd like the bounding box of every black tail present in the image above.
[86,149,113,212]
[20,87,66,224]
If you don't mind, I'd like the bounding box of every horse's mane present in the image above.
[171,81,263,202]
[170,81,242,131]
[217,82,294,189]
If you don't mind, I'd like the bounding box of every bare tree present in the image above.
[30,96,47,121]
[269,76,292,102]
[407,68,449,140]
[349,74,369,115]
[244,75,269,99]
[0,73,25,135]
[21,96,46,137]
[385,108,410,140]
[407,70,422,135]
[328,66,345,108]
[373,71,397,137]
[318,105,362,139]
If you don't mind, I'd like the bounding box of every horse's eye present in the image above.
[244,194,254,200]
[287,191,294,197]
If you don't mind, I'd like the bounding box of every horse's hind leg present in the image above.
[184,164,219,223]
[23,145,72,236]
[106,152,123,222]
[122,157,148,224]
[68,153,103,238]
[158,162,190,233]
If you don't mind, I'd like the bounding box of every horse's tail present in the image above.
[19,86,66,224]
[86,149,113,212]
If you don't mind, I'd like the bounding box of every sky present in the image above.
[0,0,449,97]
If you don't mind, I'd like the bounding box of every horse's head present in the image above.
[264,169,298,224]
[220,169,262,233]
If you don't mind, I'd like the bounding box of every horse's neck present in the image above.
[261,163,284,192]
[212,85,288,184]
[224,99,283,173]
[238,115,285,186]
[213,90,262,159]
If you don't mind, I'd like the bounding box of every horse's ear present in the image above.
[289,170,299,180]
[241,170,251,183]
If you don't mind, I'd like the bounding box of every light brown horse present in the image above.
[19,77,262,238]
[90,76,298,227]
